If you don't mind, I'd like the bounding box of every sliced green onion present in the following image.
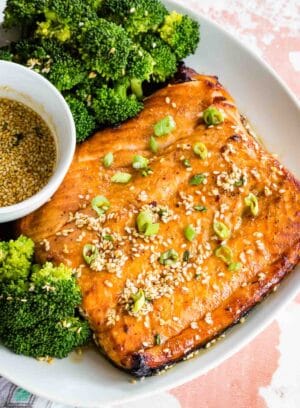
[234,178,244,187]
[184,224,197,242]
[159,249,179,266]
[194,205,207,212]
[144,223,159,236]
[213,221,230,240]
[82,244,98,265]
[214,245,233,265]
[228,262,242,272]
[103,152,114,168]
[154,333,161,345]
[132,155,149,170]
[91,195,110,216]
[189,173,206,186]
[103,234,113,241]
[244,193,259,216]
[111,172,132,184]
[154,115,176,137]
[149,136,158,153]
[183,158,192,168]
[141,167,153,177]
[136,210,159,236]
[203,106,224,126]
[193,142,208,160]
[183,250,190,262]
[131,289,145,314]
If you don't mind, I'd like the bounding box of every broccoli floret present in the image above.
[47,58,86,92]
[0,46,14,61]
[3,0,47,28]
[126,45,154,99]
[141,34,177,82]
[0,280,81,331]
[92,81,143,125]
[78,19,132,81]
[64,95,97,142]
[0,256,91,359]
[0,236,34,282]
[159,11,200,60]
[100,0,168,36]
[13,38,87,91]
[0,317,90,359]
[35,0,98,43]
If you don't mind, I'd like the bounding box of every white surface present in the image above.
[0,61,76,222]
[0,0,299,406]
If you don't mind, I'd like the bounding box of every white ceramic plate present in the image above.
[0,1,299,406]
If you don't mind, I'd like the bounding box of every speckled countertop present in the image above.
[0,1,299,407]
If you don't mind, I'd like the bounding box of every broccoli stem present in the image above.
[130,78,143,100]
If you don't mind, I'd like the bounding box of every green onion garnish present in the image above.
[159,249,179,266]
[183,158,192,168]
[136,210,159,236]
[214,245,233,265]
[203,106,224,126]
[189,173,206,186]
[234,178,244,187]
[141,167,153,177]
[82,244,98,265]
[132,155,149,170]
[111,172,132,184]
[131,289,145,314]
[183,250,190,263]
[154,334,161,345]
[228,262,242,272]
[103,152,114,168]
[154,115,176,137]
[213,221,230,240]
[103,234,113,241]
[194,205,207,212]
[149,136,158,153]
[91,195,110,216]
[184,224,197,242]
[193,142,208,160]
[244,193,259,216]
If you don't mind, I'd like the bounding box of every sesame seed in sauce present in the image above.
[0,99,56,207]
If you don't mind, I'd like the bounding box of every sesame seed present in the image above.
[190,321,198,329]
[0,99,56,206]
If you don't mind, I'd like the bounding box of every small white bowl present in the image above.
[0,61,76,223]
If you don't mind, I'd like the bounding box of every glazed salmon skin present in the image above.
[17,73,300,376]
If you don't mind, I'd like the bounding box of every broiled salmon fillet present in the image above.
[17,74,300,376]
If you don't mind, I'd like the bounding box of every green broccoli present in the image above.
[13,38,87,91]
[159,11,200,60]
[78,19,132,81]
[92,81,143,125]
[126,45,154,99]
[0,46,14,61]
[1,0,201,135]
[141,34,177,82]
[0,266,81,331]
[3,0,47,29]
[64,95,97,142]
[0,236,34,282]
[0,237,91,359]
[35,0,98,43]
[0,317,90,359]
[100,0,168,36]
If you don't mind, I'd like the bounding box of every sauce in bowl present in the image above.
[0,98,57,207]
